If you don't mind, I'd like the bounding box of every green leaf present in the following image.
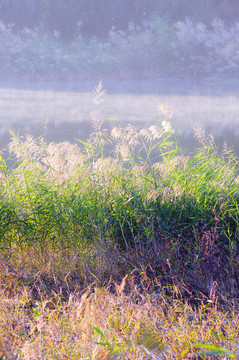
[94,341,110,346]
[75,139,96,148]
[93,326,111,347]
[195,344,236,358]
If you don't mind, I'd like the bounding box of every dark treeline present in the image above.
[0,0,238,39]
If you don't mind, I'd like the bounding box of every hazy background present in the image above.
[0,0,238,154]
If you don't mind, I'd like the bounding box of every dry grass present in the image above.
[0,266,239,359]
[1,85,239,359]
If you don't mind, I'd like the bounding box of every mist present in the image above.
[0,0,239,153]
[1,3,239,354]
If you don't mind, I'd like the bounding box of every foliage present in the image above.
[0,86,239,358]
[1,16,239,80]
[0,0,238,39]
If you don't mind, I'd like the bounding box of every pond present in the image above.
[0,78,239,155]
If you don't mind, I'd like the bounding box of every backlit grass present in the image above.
[0,87,239,358]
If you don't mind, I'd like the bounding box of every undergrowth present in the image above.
[0,84,239,358]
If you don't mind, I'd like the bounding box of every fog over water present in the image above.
[0,1,239,154]
[0,78,239,154]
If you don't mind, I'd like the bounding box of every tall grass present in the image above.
[0,86,239,293]
[0,86,239,358]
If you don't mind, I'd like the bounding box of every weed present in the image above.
[0,87,239,357]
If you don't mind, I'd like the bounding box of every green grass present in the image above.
[0,87,239,358]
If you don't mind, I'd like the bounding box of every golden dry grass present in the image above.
[0,264,239,360]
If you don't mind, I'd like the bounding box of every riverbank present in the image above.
[0,100,239,357]
[1,18,239,82]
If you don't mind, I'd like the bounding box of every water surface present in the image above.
[1,78,239,154]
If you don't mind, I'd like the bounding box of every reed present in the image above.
[0,88,239,358]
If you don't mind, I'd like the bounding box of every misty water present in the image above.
[1,78,239,154]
